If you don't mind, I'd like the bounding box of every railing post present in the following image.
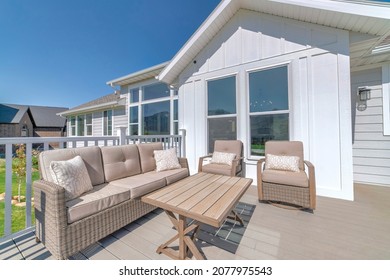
[25,143,33,228]
[117,126,127,146]
[179,129,186,158]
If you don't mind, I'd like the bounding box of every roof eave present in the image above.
[58,99,126,117]
[158,0,390,85]
[107,61,170,87]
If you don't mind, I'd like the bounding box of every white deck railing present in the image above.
[0,130,185,242]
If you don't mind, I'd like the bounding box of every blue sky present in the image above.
[0,0,221,109]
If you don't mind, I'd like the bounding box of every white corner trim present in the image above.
[383,64,390,136]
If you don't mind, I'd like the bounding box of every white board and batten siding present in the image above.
[178,9,354,200]
[352,67,390,187]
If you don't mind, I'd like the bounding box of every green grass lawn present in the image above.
[0,158,40,237]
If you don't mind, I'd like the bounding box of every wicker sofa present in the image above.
[33,142,189,259]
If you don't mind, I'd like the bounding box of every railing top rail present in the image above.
[0,136,119,145]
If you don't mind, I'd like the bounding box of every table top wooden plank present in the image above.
[189,176,241,216]
[167,174,223,207]
[204,178,252,222]
[145,173,211,201]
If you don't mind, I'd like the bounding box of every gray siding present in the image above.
[352,68,390,186]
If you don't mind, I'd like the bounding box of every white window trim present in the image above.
[383,64,390,135]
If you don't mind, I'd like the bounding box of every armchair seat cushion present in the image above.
[66,183,130,224]
[262,169,308,188]
[202,163,241,176]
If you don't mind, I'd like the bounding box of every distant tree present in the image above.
[13,144,26,203]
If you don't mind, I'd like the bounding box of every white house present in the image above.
[66,0,390,201]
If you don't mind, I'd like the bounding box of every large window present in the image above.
[129,82,178,136]
[103,110,113,136]
[70,116,76,136]
[69,114,92,136]
[207,76,237,152]
[249,65,290,156]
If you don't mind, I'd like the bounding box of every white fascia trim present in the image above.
[57,100,125,117]
[107,61,169,86]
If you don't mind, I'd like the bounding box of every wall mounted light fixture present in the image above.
[356,87,371,111]
[358,87,371,101]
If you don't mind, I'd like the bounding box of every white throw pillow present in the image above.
[265,154,300,172]
[50,155,93,201]
[211,151,236,166]
[154,148,181,172]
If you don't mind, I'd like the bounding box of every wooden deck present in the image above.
[1,183,389,260]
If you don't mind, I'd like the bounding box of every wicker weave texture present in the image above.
[262,182,310,208]
[34,180,156,259]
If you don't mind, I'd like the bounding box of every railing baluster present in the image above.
[4,143,13,236]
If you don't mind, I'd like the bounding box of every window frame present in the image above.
[246,63,292,159]
[206,74,238,153]
[128,82,178,136]
[103,110,113,136]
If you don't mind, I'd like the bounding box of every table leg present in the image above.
[156,210,204,260]
[228,210,245,226]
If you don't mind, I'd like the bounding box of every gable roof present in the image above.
[29,105,68,127]
[158,0,390,84]
[0,104,67,127]
[0,104,29,124]
[58,92,126,116]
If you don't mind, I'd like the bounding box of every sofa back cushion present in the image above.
[39,146,105,186]
[137,142,163,173]
[100,144,142,182]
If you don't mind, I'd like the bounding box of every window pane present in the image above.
[86,114,92,124]
[86,125,92,136]
[77,115,85,136]
[130,88,139,103]
[143,101,170,135]
[174,122,178,135]
[143,83,170,101]
[173,99,178,121]
[250,114,289,156]
[129,106,138,124]
[208,117,237,153]
[129,124,138,136]
[70,116,75,125]
[249,66,288,113]
[208,76,236,116]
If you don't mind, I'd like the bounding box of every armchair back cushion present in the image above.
[39,146,105,186]
[214,140,243,159]
[101,145,142,182]
[137,142,163,173]
[265,141,304,171]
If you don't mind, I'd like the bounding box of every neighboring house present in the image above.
[70,0,390,201]
[0,104,34,138]
[58,92,128,137]
[0,103,68,152]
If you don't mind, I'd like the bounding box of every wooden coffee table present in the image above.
[141,172,253,260]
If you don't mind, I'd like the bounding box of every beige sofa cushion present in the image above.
[137,142,163,173]
[101,145,142,182]
[262,169,308,188]
[109,173,166,199]
[146,168,189,185]
[39,146,105,186]
[66,183,130,223]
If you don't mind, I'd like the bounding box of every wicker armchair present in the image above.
[257,141,316,210]
[198,140,243,177]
